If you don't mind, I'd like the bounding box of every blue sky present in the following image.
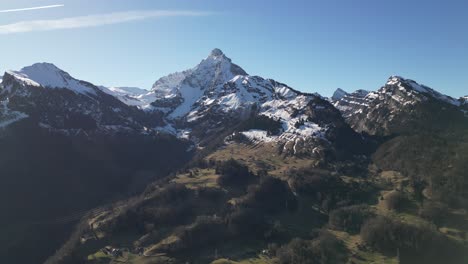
[0,0,467,97]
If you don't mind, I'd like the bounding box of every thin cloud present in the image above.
[0,10,211,34]
[0,4,64,13]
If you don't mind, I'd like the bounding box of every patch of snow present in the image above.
[177,129,192,139]
[257,93,327,142]
[366,92,378,100]
[241,129,275,143]
[275,85,297,99]
[169,83,205,118]
[5,71,40,87]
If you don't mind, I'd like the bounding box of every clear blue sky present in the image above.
[1,0,467,97]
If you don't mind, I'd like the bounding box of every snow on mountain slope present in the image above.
[332,89,371,118]
[0,51,355,145]
[151,49,248,117]
[1,65,165,132]
[338,76,467,135]
[150,49,314,124]
[334,76,463,120]
[94,49,328,144]
[386,76,460,106]
[152,71,191,98]
[263,97,323,137]
[98,86,156,108]
[186,74,328,141]
[6,63,97,95]
[187,75,297,121]
[107,86,148,95]
[145,49,339,145]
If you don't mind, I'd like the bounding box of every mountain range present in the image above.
[2,49,467,140]
[1,49,468,264]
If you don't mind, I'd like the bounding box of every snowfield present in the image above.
[7,63,97,95]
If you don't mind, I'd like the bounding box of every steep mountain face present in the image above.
[0,63,165,133]
[331,88,348,101]
[143,49,367,157]
[150,48,248,117]
[334,76,466,135]
[183,74,323,144]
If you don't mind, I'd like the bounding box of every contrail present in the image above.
[0,10,211,34]
[0,4,64,13]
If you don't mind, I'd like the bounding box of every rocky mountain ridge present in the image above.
[2,50,466,142]
[332,76,467,135]
[0,63,165,133]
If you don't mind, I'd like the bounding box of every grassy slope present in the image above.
[64,139,467,264]
[173,169,220,189]
[207,142,317,178]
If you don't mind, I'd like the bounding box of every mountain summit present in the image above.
[209,48,225,57]
[5,63,97,95]
[150,49,248,117]
[334,75,466,135]
[1,63,164,132]
[331,88,348,101]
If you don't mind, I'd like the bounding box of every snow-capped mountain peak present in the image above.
[1,63,166,132]
[185,48,247,89]
[385,75,459,106]
[331,88,348,101]
[5,63,97,95]
[209,48,225,58]
[140,49,344,146]
[149,49,248,117]
[151,49,246,92]
[333,75,467,136]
